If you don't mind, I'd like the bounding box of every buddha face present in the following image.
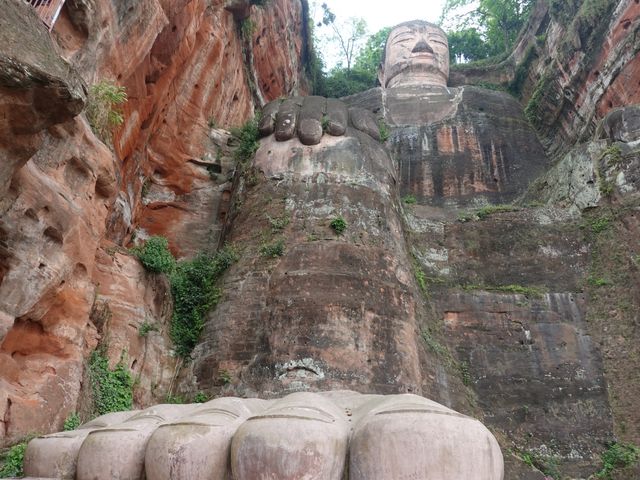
[381,21,449,88]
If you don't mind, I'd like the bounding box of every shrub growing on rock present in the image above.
[88,350,133,416]
[86,81,127,144]
[330,216,347,234]
[131,236,238,358]
[0,442,27,478]
[63,413,81,431]
[231,117,261,164]
[596,442,640,479]
[170,247,239,357]
[260,240,285,258]
[131,236,176,274]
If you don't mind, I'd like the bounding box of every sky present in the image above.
[311,0,448,69]
[311,0,447,33]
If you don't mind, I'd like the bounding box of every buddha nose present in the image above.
[412,40,434,54]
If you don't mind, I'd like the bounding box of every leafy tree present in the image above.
[479,0,532,52]
[304,16,327,96]
[317,3,367,72]
[316,27,390,98]
[322,68,376,98]
[441,0,533,61]
[447,27,499,63]
[353,27,391,74]
[311,5,393,98]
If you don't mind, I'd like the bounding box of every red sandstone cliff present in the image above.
[450,0,640,161]
[0,0,309,445]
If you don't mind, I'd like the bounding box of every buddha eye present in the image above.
[392,32,413,43]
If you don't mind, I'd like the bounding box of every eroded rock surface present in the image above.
[91,244,178,406]
[346,85,548,206]
[0,0,86,199]
[0,117,116,446]
[404,200,619,477]
[0,0,308,444]
[56,0,311,248]
[24,392,504,480]
[535,0,640,158]
[188,97,444,398]
[449,0,640,161]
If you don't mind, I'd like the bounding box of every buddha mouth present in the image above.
[410,52,435,59]
[384,60,447,88]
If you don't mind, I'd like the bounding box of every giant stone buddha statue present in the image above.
[22,20,516,480]
[25,392,504,479]
[380,20,450,89]
[348,20,549,206]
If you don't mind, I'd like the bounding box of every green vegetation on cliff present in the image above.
[378,119,390,142]
[596,442,640,479]
[516,449,560,478]
[63,413,81,431]
[548,0,618,61]
[260,239,285,257]
[458,204,520,221]
[597,145,624,198]
[524,74,555,129]
[231,117,261,164]
[463,283,547,297]
[130,236,176,274]
[330,215,347,234]
[509,45,537,96]
[442,0,534,63]
[520,0,618,131]
[86,81,127,144]
[133,237,239,358]
[170,248,239,357]
[0,442,27,478]
[89,349,134,416]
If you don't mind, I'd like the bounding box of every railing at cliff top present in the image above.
[24,0,65,31]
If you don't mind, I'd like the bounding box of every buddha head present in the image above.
[380,20,450,88]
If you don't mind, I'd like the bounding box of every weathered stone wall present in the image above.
[345,85,549,206]
[396,103,640,478]
[527,0,640,159]
[90,244,178,407]
[186,124,459,401]
[406,203,614,477]
[523,105,640,478]
[450,0,640,162]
